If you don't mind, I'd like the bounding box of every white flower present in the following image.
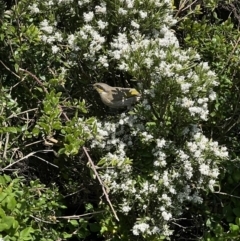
[162,211,172,221]
[126,0,134,8]
[211,168,219,178]
[156,139,166,148]
[201,62,210,70]
[132,223,150,235]
[181,97,194,108]
[163,171,169,186]
[178,150,189,160]
[162,224,174,236]
[160,160,167,167]
[83,12,94,22]
[98,56,109,67]
[52,45,59,53]
[46,36,55,44]
[152,226,160,234]
[142,132,153,141]
[169,186,176,194]
[131,21,140,29]
[132,228,140,235]
[67,34,75,46]
[189,106,201,115]
[118,8,127,15]
[40,20,53,34]
[29,3,40,13]
[97,20,108,29]
[199,163,210,176]
[139,11,147,19]
[192,194,203,204]
[122,205,131,214]
[153,174,159,180]
[41,35,48,42]
[144,58,153,68]
[209,91,216,100]
[47,0,54,5]
[208,179,216,191]
[153,160,160,166]
[54,32,63,42]
[181,83,192,93]
[95,4,107,14]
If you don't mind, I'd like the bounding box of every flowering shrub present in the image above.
[0,0,233,240]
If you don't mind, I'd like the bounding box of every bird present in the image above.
[93,83,141,108]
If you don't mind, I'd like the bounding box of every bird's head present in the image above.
[93,83,111,94]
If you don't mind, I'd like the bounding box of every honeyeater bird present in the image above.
[93,83,141,108]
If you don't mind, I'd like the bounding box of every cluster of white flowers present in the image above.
[132,222,173,236]
[91,113,228,237]
[132,222,150,235]
[74,118,97,141]
[25,0,229,239]
[29,3,40,13]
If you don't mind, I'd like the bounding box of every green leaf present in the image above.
[6,195,17,211]
[229,224,239,233]
[12,219,19,229]
[0,208,6,218]
[206,218,211,227]
[233,208,240,217]
[146,122,156,127]
[63,232,72,238]
[89,223,100,232]
[19,227,35,240]
[14,63,19,72]
[0,216,15,230]
[70,220,78,226]
[0,175,7,185]
[0,192,7,202]
[3,127,18,133]
[0,222,9,231]
[235,217,240,226]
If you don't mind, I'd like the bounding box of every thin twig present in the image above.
[175,0,189,17]
[221,36,240,75]
[25,140,43,147]
[3,132,9,159]
[57,211,105,219]
[83,147,119,221]
[11,75,27,89]
[32,154,59,168]
[19,68,48,93]
[181,0,198,13]
[64,188,85,198]
[214,191,240,199]
[2,150,58,171]
[7,108,38,119]
[2,151,35,170]
[172,221,187,229]
[0,60,20,79]
[30,215,56,224]
[10,148,20,162]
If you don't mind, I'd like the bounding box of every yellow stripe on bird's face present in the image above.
[93,85,105,94]
[95,87,103,93]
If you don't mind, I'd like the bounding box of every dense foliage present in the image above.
[0,0,240,240]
